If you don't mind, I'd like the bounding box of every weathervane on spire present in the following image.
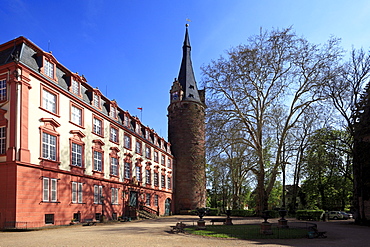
[186,18,191,27]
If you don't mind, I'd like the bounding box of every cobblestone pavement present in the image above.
[1,215,369,247]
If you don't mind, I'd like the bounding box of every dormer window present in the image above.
[92,88,102,109]
[93,94,100,108]
[110,101,118,120]
[111,106,117,119]
[71,79,80,95]
[44,59,54,79]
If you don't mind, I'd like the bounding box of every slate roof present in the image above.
[177,26,202,104]
[0,36,171,154]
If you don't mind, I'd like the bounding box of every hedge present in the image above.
[295,210,324,221]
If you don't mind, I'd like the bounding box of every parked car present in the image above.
[326,211,351,220]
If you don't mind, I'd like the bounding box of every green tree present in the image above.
[202,27,343,215]
[301,128,353,210]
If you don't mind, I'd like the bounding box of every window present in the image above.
[154,172,159,187]
[154,151,158,163]
[124,162,131,179]
[71,80,80,95]
[111,157,118,176]
[167,158,172,168]
[167,177,171,190]
[110,106,117,119]
[110,126,118,143]
[71,105,83,126]
[45,214,54,224]
[146,193,151,206]
[42,132,57,161]
[72,182,83,203]
[0,79,7,101]
[71,143,82,167]
[94,185,103,204]
[161,174,166,188]
[135,166,142,182]
[93,151,103,172]
[93,117,103,136]
[124,135,131,149]
[44,59,54,78]
[154,195,158,207]
[136,141,142,154]
[0,126,6,154]
[111,188,119,205]
[42,89,57,114]
[93,94,100,108]
[161,155,165,166]
[146,169,151,184]
[43,177,57,202]
[145,146,151,159]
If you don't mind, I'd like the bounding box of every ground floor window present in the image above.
[146,193,151,206]
[154,194,159,207]
[45,214,54,224]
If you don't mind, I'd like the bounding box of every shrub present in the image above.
[230,209,256,217]
[296,210,324,221]
[208,208,220,216]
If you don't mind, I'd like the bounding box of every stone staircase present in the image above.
[138,210,158,220]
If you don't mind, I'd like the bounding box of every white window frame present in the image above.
[136,166,141,182]
[154,172,159,187]
[145,146,151,159]
[42,132,57,161]
[146,169,151,184]
[93,117,102,136]
[93,151,102,172]
[136,141,141,154]
[93,94,100,108]
[44,59,54,78]
[71,79,80,95]
[72,182,83,204]
[124,162,131,179]
[111,157,118,176]
[42,89,57,113]
[0,126,6,154]
[94,185,103,204]
[71,105,82,126]
[111,188,118,205]
[110,127,118,143]
[43,177,57,202]
[0,79,7,101]
[146,193,151,206]
[124,135,131,149]
[71,142,82,167]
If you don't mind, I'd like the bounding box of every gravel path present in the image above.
[0,216,369,247]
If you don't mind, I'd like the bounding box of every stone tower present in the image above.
[168,25,206,213]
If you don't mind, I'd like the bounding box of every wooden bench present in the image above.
[82,218,97,226]
[170,222,185,233]
[210,218,226,225]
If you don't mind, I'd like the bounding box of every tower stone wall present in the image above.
[168,26,206,213]
[168,100,206,212]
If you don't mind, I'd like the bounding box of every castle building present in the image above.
[0,36,173,229]
[168,25,206,213]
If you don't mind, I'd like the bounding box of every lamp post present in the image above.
[100,196,105,222]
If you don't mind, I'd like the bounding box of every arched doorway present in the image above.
[165,198,171,216]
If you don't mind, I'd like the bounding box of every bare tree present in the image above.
[202,27,343,215]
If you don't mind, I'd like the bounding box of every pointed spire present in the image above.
[177,24,202,103]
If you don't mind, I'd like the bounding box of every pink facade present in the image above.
[0,37,173,229]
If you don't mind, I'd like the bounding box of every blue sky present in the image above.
[1,0,370,140]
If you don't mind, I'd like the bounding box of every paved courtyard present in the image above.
[0,215,369,247]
